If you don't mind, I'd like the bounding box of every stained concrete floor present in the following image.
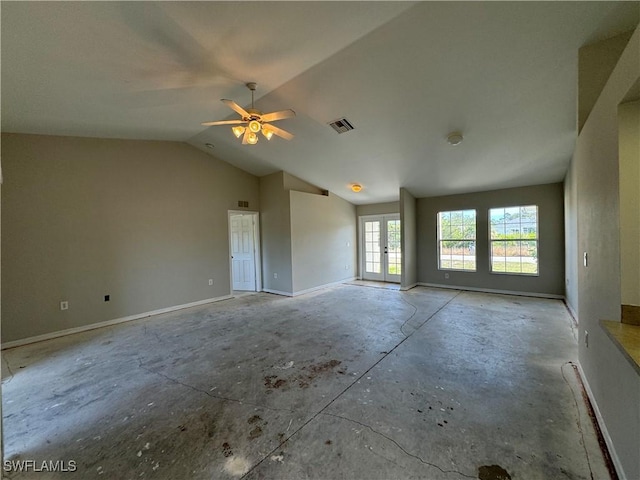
[2,285,609,480]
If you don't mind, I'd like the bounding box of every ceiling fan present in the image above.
[202,82,296,145]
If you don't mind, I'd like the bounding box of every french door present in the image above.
[360,215,401,283]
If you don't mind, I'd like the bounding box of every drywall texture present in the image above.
[618,100,640,307]
[578,31,633,133]
[259,172,293,294]
[283,172,325,195]
[356,202,399,217]
[417,183,565,296]
[1,134,260,343]
[571,26,640,480]
[400,188,417,289]
[564,163,579,318]
[290,191,356,293]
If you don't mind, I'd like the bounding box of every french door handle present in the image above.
[384,246,388,254]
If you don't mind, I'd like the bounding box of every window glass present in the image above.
[490,205,538,275]
[437,209,476,271]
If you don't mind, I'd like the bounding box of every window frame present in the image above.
[489,205,539,276]
[437,209,477,272]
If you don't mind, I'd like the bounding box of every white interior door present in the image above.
[361,215,401,283]
[230,213,256,291]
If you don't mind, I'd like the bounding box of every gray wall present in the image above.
[356,202,399,217]
[568,26,640,480]
[400,188,417,289]
[290,191,356,293]
[259,172,293,294]
[416,183,565,296]
[618,100,640,307]
[2,133,260,343]
[259,171,357,295]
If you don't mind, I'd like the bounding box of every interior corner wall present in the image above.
[578,31,634,133]
[416,183,565,296]
[564,159,579,317]
[618,100,640,308]
[573,25,639,480]
[290,190,356,294]
[259,172,293,294]
[1,133,260,344]
[400,188,417,289]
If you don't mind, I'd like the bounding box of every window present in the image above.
[437,210,476,271]
[490,205,538,275]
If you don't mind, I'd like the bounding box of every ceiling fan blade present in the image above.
[260,109,296,123]
[201,119,246,126]
[242,127,251,145]
[264,123,294,140]
[221,99,250,119]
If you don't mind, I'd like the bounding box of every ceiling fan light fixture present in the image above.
[351,184,363,193]
[248,120,261,133]
[232,126,245,138]
[203,83,295,145]
[262,127,274,140]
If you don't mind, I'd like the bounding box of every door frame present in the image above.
[358,214,401,283]
[228,210,262,294]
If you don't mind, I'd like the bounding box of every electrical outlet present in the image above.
[585,330,589,348]
[273,273,278,279]
[60,301,69,311]
[444,273,450,279]
[208,279,213,286]
[104,295,110,302]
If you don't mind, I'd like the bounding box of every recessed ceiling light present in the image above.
[447,132,463,146]
[205,143,215,149]
[351,184,363,193]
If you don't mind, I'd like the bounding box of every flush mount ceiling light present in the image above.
[202,83,296,145]
[447,132,464,146]
[351,184,363,193]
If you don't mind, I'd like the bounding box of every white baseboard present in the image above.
[262,288,293,297]
[1,295,232,350]
[292,277,357,297]
[262,278,358,298]
[575,362,626,480]
[400,282,418,291]
[565,301,578,323]
[418,282,564,300]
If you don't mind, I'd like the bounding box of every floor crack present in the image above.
[136,358,298,415]
[2,352,16,385]
[400,290,462,336]
[399,296,418,336]
[324,413,476,479]
[240,289,465,479]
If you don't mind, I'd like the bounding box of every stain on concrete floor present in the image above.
[1,286,612,480]
[478,464,512,480]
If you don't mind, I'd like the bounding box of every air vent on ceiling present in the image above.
[328,118,355,134]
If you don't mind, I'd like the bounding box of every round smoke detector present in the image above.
[447,132,464,146]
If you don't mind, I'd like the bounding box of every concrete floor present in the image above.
[2,285,609,480]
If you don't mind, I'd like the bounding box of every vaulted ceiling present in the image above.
[2,2,638,204]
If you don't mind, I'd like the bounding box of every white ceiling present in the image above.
[2,2,639,204]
